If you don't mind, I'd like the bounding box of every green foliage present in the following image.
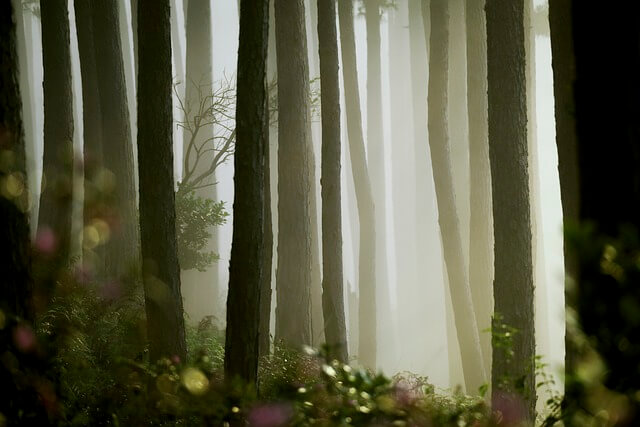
[174,185,228,271]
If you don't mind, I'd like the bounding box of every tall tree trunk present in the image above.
[548,0,578,393]
[74,0,105,274]
[274,0,313,347]
[92,0,140,280]
[337,0,377,368]
[225,0,269,385]
[317,0,348,363]
[182,0,219,323]
[37,0,74,276]
[486,0,535,418]
[137,0,187,362]
[423,0,486,393]
[465,0,493,382]
[259,109,273,359]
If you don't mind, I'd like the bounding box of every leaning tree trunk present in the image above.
[465,0,493,382]
[486,0,536,419]
[37,0,74,280]
[225,0,269,385]
[274,0,313,347]
[137,0,187,362]
[317,0,348,363]
[337,0,377,369]
[92,0,140,280]
[422,0,486,393]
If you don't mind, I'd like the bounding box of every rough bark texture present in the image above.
[225,0,269,385]
[74,0,105,270]
[38,0,74,269]
[423,0,486,393]
[338,0,377,368]
[274,0,313,347]
[486,0,535,418]
[317,0,348,363]
[137,0,187,362]
[548,0,578,388]
[465,0,493,382]
[92,0,140,280]
[259,100,273,359]
[0,0,33,322]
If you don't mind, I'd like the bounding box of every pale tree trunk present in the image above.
[274,0,313,347]
[92,0,140,280]
[338,0,377,368]
[317,0,348,363]
[38,0,74,279]
[137,0,187,362]
[465,0,493,381]
[486,0,536,419]
[225,0,269,385]
[423,0,486,393]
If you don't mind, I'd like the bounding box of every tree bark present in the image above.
[225,0,269,385]
[337,0,377,368]
[274,0,313,347]
[465,0,493,382]
[92,0,140,280]
[137,0,187,362]
[423,0,486,393]
[486,0,535,418]
[317,0,348,363]
[38,0,74,273]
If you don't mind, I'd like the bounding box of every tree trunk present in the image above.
[38,0,74,275]
[137,0,187,362]
[92,0,140,280]
[274,0,313,347]
[465,0,493,382]
[486,0,535,418]
[225,0,269,385]
[337,0,377,368]
[317,0,348,363]
[423,0,486,393]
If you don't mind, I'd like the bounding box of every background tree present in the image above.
[337,0,377,368]
[224,0,269,385]
[91,0,140,280]
[274,0,314,347]
[423,0,486,393]
[37,0,74,280]
[486,0,535,418]
[318,0,348,363]
[137,0,186,362]
[465,0,493,380]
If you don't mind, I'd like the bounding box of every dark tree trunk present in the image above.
[486,0,535,418]
[37,0,74,274]
[423,0,486,393]
[224,0,269,385]
[92,0,140,280]
[337,0,377,368]
[274,0,313,347]
[317,0,348,363]
[465,0,493,381]
[74,0,105,272]
[137,0,187,362]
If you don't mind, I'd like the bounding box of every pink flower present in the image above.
[248,403,293,427]
[13,324,37,353]
[492,391,527,425]
[34,227,57,255]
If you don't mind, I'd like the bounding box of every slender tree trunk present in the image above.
[259,108,273,358]
[423,0,486,393]
[465,0,493,382]
[274,0,313,347]
[317,0,348,363]
[338,0,377,368]
[137,0,186,362]
[486,0,535,419]
[37,0,74,273]
[225,0,269,385]
[92,0,140,280]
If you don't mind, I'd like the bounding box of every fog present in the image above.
[16,0,563,399]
